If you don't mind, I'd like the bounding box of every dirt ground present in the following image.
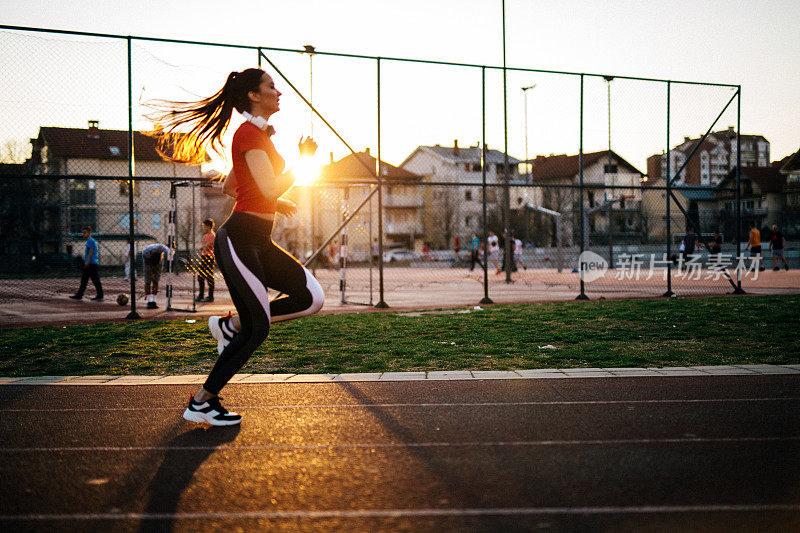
[1,266,798,328]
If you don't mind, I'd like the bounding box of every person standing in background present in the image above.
[706,231,723,255]
[769,224,788,271]
[470,233,481,271]
[488,231,500,274]
[69,225,104,301]
[514,236,527,270]
[197,218,216,302]
[142,243,170,309]
[745,223,765,271]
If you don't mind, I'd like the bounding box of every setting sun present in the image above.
[293,155,322,186]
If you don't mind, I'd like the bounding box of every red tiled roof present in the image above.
[721,166,784,193]
[40,127,162,161]
[529,150,643,181]
[743,166,784,193]
[320,150,421,182]
[38,126,207,163]
[775,148,800,173]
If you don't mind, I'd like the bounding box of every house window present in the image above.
[471,163,482,172]
[517,197,523,205]
[69,207,97,234]
[603,164,618,174]
[108,146,120,156]
[119,213,140,230]
[465,216,472,226]
[152,184,160,196]
[119,180,140,196]
[465,190,472,202]
[152,213,161,229]
[588,192,595,208]
[486,188,497,203]
[69,180,96,205]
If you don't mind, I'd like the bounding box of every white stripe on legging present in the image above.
[270,266,324,323]
[226,236,271,322]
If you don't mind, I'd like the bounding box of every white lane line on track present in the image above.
[2,504,799,521]
[1,397,799,412]
[1,436,799,453]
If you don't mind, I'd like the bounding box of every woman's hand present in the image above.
[298,136,317,157]
[276,198,298,217]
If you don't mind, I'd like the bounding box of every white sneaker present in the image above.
[183,396,241,426]
[209,315,236,355]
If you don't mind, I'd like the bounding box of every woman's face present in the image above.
[250,73,281,116]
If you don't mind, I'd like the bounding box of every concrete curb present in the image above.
[1,365,799,385]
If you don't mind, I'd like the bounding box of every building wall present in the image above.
[402,149,511,248]
[58,155,205,265]
[640,180,689,241]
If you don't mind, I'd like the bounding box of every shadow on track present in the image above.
[137,423,241,533]
[333,381,533,533]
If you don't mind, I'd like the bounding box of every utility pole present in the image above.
[521,85,536,180]
[303,45,317,273]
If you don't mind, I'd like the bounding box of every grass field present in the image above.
[0,295,798,377]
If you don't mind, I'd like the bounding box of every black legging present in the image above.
[197,254,215,298]
[203,212,324,394]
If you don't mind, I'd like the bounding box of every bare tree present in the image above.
[0,138,30,164]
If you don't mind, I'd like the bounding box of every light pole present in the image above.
[303,45,316,272]
[603,75,614,266]
[501,0,512,283]
[521,84,536,180]
[303,45,316,135]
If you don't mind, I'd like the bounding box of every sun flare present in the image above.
[293,155,322,186]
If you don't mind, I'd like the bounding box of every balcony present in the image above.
[385,222,424,235]
[383,194,423,208]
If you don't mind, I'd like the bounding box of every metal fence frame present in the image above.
[0,24,745,315]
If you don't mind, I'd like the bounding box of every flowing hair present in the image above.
[147,68,265,165]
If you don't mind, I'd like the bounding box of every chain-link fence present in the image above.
[1,24,796,320]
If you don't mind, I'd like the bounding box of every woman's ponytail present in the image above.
[147,68,265,165]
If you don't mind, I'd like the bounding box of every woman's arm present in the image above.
[244,149,295,201]
[222,169,237,198]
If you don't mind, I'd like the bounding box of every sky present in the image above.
[1,0,798,174]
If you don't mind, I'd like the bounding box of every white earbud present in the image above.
[242,111,269,131]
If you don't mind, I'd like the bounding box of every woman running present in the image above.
[151,68,324,425]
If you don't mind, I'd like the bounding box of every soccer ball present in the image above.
[117,294,129,306]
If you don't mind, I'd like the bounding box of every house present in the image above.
[25,121,212,265]
[280,149,423,262]
[716,165,786,232]
[642,163,789,244]
[640,177,717,242]
[775,148,800,236]
[529,150,644,245]
[646,127,770,187]
[400,141,521,249]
